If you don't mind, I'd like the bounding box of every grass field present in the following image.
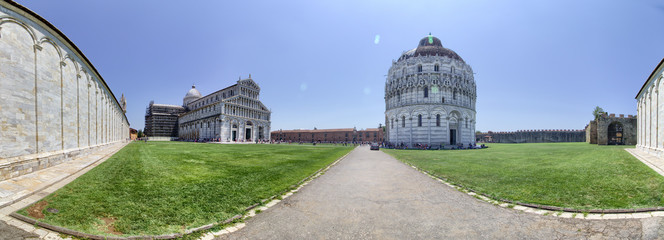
[383,143,664,210]
[18,142,353,236]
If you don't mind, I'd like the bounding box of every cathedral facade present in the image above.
[385,35,476,147]
[146,76,271,142]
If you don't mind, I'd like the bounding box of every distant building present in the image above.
[385,34,476,147]
[145,76,271,142]
[476,130,585,143]
[130,128,138,140]
[636,58,664,156]
[144,102,186,137]
[585,113,636,145]
[271,128,384,143]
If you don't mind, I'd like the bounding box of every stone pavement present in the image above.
[626,148,664,177]
[0,142,128,240]
[219,146,664,240]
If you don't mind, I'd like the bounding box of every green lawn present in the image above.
[383,143,664,210]
[18,142,353,236]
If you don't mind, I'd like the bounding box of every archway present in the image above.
[245,121,253,141]
[608,122,624,145]
[232,124,238,141]
[449,118,458,145]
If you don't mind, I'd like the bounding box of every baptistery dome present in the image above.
[385,34,476,147]
[397,36,465,63]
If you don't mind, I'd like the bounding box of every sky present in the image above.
[16,0,664,132]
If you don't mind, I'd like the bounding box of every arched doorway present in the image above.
[232,124,238,141]
[258,126,264,140]
[449,118,458,145]
[245,121,253,141]
[608,122,624,145]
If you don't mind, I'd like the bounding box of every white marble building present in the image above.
[636,58,664,157]
[0,1,130,180]
[385,35,476,147]
[178,76,271,142]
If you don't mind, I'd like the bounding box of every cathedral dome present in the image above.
[398,34,464,63]
[183,85,202,106]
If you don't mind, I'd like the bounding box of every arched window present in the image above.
[402,116,405,127]
[434,64,439,72]
[436,114,441,127]
[418,65,423,73]
[397,91,401,101]
[391,119,394,129]
[418,115,422,127]
[442,97,445,103]
[453,89,457,100]
[424,87,428,98]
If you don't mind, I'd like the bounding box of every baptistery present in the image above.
[385,34,476,147]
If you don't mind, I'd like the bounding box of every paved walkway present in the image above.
[0,142,128,240]
[626,148,664,177]
[219,146,664,240]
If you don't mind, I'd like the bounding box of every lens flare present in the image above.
[374,34,380,45]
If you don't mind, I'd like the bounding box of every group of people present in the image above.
[382,142,488,150]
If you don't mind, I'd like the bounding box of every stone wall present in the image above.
[0,2,129,180]
[596,113,637,145]
[477,130,585,143]
[585,121,597,144]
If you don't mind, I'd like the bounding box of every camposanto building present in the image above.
[385,34,476,147]
[636,58,664,157]
[0,1,129,180]
[146,76,271,142]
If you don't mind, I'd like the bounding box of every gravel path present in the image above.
[219,146,664,240]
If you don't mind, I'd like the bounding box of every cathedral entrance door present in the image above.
[246,128,252,140]
[450,129,457,145]
[232,131,237,141]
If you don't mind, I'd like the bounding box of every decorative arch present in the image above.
[0,17,37,44]
[38,37,63,59]
[62,54,80,73]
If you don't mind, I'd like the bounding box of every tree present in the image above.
[592,106,605,120]
[137,129,144,139]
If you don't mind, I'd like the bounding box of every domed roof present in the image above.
[183,85,202,106]
[185,85,202,99]
[398,34,464,63]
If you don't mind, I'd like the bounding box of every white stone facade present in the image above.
[178,78,271,142]
[637,58,664,157]
[0,2,129,180]
[385,35,476,147]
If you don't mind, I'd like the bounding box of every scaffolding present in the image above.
[144,101,186,137]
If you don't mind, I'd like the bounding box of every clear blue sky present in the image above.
[17,0,664,132]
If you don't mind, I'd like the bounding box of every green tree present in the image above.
[592,106,605,120]
[137,129,144,138]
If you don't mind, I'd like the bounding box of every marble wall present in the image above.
[0,2,129,180]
